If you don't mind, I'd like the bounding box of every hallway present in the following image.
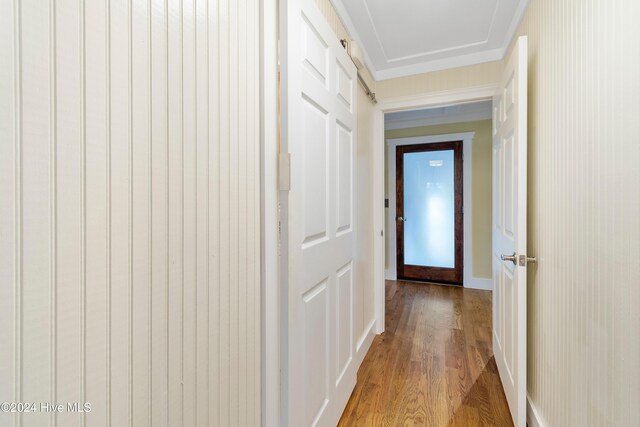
[339,281,513,426]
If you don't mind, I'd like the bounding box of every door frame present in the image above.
[389,135,470,285]
[387,139,464,285]
[372,85,497,333]
[261,0,280,426]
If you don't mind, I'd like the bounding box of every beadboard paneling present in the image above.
[512,1,640,426]
[0,1,261,426]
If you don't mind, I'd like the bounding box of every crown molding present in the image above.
[385,103,492,130]
[501,0,530,56]
[328,0,530,82]
[376,48,505,80]
[378,84,497,113]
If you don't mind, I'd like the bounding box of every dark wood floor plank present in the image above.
[338,280,514,427]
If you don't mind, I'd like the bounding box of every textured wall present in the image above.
[314,0,350,48]
[355,74,377,341]
[0,0,261,426]
[513,0,640,425]
[385,120,493,279]
[376,60,503,98]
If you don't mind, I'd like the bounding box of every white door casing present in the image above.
[492,36,528,427]
[280,0,358,426]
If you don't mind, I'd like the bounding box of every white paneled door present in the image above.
[492,36,528,427]
[281,0,358,425]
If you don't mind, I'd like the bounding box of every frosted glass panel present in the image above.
[404,150,455,268]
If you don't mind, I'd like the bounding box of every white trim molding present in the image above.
[376,49,505,81]
[261,0,280,425]
[527,394,548,427]
[329,0,530,80]
[356,319,377,367]
[385,132,492,291]
[381,85,498,113]
[466,278,493,291]
[373,85,496,334]
[384,101,492,131]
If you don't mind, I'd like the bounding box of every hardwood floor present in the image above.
[339,280,514,427]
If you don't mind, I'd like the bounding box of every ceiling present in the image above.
[331,0,529,80]
[385,101,492,130]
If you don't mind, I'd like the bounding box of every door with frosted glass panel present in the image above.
[396,142,463,283]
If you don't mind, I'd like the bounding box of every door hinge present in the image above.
[278,153,291,191]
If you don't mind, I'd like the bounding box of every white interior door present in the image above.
[280,0,358,425]
[492,35,528,427]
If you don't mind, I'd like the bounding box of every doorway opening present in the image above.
[350,91,516,426]
[381,100,494,292]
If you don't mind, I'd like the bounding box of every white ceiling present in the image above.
[331,0,529,80]
[385,101,492,130]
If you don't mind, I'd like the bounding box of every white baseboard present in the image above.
[527,394,547,427]
[386,270,491,290]
[356,319,377,367]
[464,277,492,291]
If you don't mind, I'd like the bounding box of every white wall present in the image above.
[0,0,261,426]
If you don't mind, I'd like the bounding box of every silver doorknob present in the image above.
[518,255,537,266]
[500,252,517,265]
[396,217,407,222]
